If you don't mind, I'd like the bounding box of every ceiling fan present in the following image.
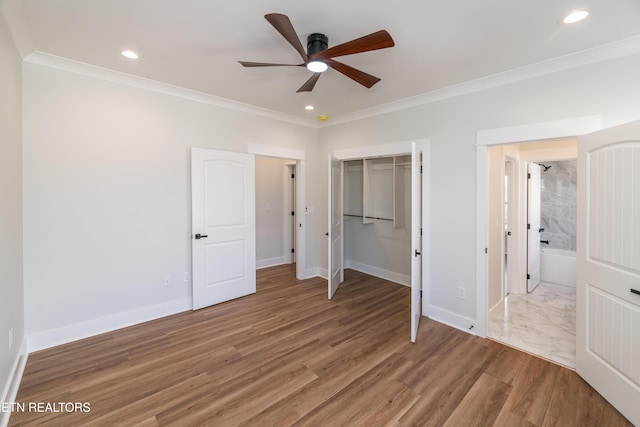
[239,13,395,93]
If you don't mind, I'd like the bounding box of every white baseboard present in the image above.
[1,338,28,427]
[344,260,410,286]
[424,304,479,336]
[489,298,504,315]
[256,256,286,269]
[27,297,192,353]
[306,267,328,280]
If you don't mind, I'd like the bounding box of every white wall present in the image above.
[0,10,25,409]
[318,53,640,332]
[22,60,318,350]
[255,156,290,268]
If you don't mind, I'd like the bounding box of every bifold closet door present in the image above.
[328,154,343,299]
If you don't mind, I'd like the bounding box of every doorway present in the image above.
[328,140,430,343]
[485,140,578,368]
[192,145,307,312]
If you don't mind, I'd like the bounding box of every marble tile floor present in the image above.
[488,282,576,369]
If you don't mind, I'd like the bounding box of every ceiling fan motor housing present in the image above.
[307,33,328,55]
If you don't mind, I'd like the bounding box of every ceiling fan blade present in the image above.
[312,30,394,60]
[326,59,381,88]
[265,13,309,62]
[239,61,304,67]
[296,73,322,93]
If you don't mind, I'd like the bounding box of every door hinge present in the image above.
[420,290,423,297]
[484,248,488,254]
[527,223,531,230]
[291,211,295,216]
[291,248,295,253]
[420,228,423,236]
[291,173,295,179]
[420,165,423,173]
[527,274,531,279]
[527,173,531,179]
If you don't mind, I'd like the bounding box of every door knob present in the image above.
[194,233,208,240]
[414,250,421,257]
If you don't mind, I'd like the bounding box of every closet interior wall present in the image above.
[343,156,412,285]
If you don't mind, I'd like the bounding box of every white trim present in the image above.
[26,297,191,353]
[326,36,640,126]
[477,115,602,146]
[424,304,478,336]
[283,164,295,265]
[20,36,640,128]
[476,145,489,338]
[295,160,306,281]
[24,52,316,128]
[247,143,306,161]
[475,115,603,338]
[0,338,28,427]
[344,260,410,287]
[256,256,286,269]
[247,144,306,281]
[307,267,328,280]
[333,141,415,160]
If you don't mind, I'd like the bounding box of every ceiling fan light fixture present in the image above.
[306,61,328,73]
[563,10,588,24]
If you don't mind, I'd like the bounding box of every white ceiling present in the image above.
[10,0,640,124]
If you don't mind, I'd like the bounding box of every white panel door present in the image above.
[191,148,256,310]
[328,154,343,299]
[411,143,422,343]
[577,120,640,425]
[527,163,541,292]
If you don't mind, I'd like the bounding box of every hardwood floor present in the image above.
[9,265,631,426]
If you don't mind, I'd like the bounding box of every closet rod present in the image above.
[343,213,393,221]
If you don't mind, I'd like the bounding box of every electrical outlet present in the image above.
[457,286,466,300]
[184,271,191,284]
[8,328,13,350]
[163,275,171,287]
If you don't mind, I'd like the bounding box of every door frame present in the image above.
[332,139,431,314]
[247,143,306,280]
[504,157,519,296]
[475,115,602,337]
[283,163,296,265]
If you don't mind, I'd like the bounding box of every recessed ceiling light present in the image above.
[121,50,139,59]
[305,105,314,111]
[563,10,588,24]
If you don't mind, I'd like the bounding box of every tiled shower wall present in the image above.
[540,160,577,251]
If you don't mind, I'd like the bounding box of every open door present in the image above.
[411,143,422,343]
[328,154,343,299]
[191,148,256,310]
[576,120,640,425]
[527,162,542,292]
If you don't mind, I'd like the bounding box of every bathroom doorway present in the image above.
[486,139,578,368]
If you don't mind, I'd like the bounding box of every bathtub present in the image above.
[540,247,576,287]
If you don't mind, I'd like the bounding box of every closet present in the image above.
[342,155,412,285]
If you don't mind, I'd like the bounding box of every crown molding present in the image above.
[23,51,319,129]
[22,34,640,130]
[326,35,640,127]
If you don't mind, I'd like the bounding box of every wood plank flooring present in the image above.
[9,265,631,426]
